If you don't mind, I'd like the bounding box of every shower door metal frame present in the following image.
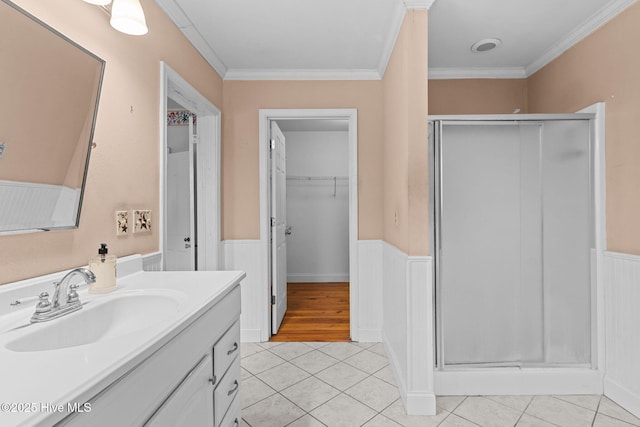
[430,114,597,371]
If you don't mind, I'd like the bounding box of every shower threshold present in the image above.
[441,362,593,370]
[434,366,603,396]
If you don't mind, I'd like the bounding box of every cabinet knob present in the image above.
[208,375,216,385]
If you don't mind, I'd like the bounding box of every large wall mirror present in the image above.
[0,0,105,233]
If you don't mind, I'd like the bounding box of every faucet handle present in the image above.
[67,284,80,304]
[35,292,52,314]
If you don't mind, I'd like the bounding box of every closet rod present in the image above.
[286,175,348,181]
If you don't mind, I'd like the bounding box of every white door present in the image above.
[271,121,287,334]
[165,115,196,271]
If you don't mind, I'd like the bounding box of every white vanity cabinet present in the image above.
[57,284,242,427]
[146,354,214,426]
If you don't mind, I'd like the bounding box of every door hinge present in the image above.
[271,295,276,305]
[270,217,275,227]
[270,139,275,151]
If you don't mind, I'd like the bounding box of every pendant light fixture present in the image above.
[82,0,112,5]
[110,0,148,35]
[81,0,148,36]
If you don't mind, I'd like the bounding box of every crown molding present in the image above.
[154,0,191,27]
[428,67,527,80]
[155,0,228,78]
[223,69,382,81]
[525,0,636,76]
[403,0,436,9]
[377,1,407,78]
[180,26,228,78]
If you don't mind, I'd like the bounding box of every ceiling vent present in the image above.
[471,38,501,53]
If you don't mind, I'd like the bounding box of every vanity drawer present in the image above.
[219,393,241,427]
[213,320,240,381]
[214,357,241,427]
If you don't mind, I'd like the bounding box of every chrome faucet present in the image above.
[30,268,96,323]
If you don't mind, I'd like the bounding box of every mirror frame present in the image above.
[1,0,106,233]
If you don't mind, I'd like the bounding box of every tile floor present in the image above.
[240,342,640,427]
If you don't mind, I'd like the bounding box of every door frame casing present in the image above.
[159,62,222,271]
[259,109,358,342]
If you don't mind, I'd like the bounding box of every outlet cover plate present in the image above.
[116,211,129,236]
[133,210,151,233]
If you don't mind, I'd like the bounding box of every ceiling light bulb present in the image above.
[110,0,148,36]
[82,0,112,5]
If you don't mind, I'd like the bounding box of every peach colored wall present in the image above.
[382,9,429,255]
[0,0,223,285]
[527,2,640,255]
[221,80,384,241]
[0,5,102,186]
[429,79,528,115]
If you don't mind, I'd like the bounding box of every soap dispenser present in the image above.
[88,243,117,294]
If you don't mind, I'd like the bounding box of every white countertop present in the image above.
[0,269,245,427]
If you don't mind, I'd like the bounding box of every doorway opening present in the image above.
[259,109,358,342]
[271,119,350,341]
[160,63,221,272]
[165,98,197,270]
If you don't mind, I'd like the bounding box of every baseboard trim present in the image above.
[241,329,262,343]
[605,376,640,418]
[405,393,437,416]
[382,330,408,403]
[357,329,382,342]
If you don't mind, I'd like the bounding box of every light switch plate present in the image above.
[133,210,151,233]
[116,211,129,236]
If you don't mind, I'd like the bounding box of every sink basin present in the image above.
[5,291,184,352]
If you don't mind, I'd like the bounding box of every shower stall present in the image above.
[430,114,603,394]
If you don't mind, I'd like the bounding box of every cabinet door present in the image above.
[214,321,240,382]
[145,354,213,427]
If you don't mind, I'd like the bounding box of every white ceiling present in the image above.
[155,0,635,80]
[429,0,635,79]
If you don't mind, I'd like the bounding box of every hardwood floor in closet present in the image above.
[270,282,350,342]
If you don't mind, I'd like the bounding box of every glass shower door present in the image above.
[436,119,592,368]
[438,123,543,366]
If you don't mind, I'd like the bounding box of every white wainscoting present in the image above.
[357,240,383,342]
[223,240,264,342]
[0,180,80,229]
[142,252,163,272]
[224,239,384,343]
[382,243,408,395]
[381,241,435,416]
[603,251,640,418]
